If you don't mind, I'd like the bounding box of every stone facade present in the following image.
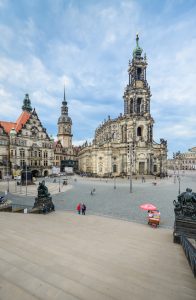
[0,124,9,180]
[78,35,167,176]
[0,94,54,178]
[168,147,196,171]
[0,91,76,179]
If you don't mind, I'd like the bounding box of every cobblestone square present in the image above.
[1,171,195,228]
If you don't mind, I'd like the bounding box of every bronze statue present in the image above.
[33,180,54,213]
[38,180,50,198]
[173,188,196,219]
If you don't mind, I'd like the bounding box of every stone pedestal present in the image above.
[173,218,196,244]
[173,188,196,243]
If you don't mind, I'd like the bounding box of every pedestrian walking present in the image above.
[81,203,86,215]
[76,203,81,214]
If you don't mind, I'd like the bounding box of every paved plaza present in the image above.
[0,171,196,228]
[0,212,195,300]
[0,172,196,299]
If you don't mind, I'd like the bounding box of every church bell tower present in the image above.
[57,88,72,148]
[123,34,154,145]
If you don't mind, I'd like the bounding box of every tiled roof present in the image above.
[15,111,30,132]
[0,121,16,134]
[0,111,30,134]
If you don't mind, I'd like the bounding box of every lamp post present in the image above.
[173,153,176,184]
[114,176,116,189]
[129,142,133,193]
[7,159,10,193]
[59,177,61,192]
[178,176,181,195]
[25,163,28,196]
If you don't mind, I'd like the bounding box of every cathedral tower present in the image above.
[123,34,153,145]
[57,88,72,148]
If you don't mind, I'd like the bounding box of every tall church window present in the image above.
[113,164,117,173]
[137,127,142,137]
[136,98,142,113]
[154,165,157,173]
[130,99,133,113]
[137,68,142,80]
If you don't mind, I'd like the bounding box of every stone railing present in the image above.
[181,235,196,277]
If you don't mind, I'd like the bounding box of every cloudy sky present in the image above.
[0,0,196,157]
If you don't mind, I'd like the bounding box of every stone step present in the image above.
[0,212,195,300]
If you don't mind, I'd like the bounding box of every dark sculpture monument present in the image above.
[33,180,55,213]
[173,188,196,243]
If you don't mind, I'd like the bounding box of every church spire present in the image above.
[22,93,32,113]
[64,85,66,102]
[57,88,73,148]
[58,88,72,124]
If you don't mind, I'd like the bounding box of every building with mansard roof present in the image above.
[78,35,167,177]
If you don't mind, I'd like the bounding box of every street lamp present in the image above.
[6,154,10,193]
[114,176,116,189]
[178,176,181,195]
[129,142,133,193]
[173,153,176,184]
[59,177,61,192]
[25,163,28,196]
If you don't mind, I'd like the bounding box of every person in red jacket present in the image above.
[76,203,81,214]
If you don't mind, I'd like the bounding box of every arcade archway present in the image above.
[32,169,39,178]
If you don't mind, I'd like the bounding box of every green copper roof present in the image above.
[22,94,32,112]
[133,34,143,58]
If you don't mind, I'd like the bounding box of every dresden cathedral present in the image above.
[0,90,76,179]
[0,35,167,179]
[78,35,167,176]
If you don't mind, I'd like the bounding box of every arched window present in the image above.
[113,164,117,173]
[137,98,142,113]
[137,68,142,80]
[137,127,142,137]
[130,99,133,113]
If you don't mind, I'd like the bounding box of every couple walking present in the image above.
[76,203,86,215]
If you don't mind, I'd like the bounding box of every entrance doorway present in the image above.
[139,162,145,174]
[0,171,2,180]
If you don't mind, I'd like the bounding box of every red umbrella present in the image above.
[140,203,157,211]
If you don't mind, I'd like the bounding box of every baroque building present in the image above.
[167,147,196,171]
[78,35,167,176]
